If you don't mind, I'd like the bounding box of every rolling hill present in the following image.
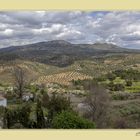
[0,40,139,67]
[0,40,140,86]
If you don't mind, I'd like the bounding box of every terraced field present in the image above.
[35,71,92,85]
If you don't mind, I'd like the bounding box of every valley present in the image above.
[0,40,140,129]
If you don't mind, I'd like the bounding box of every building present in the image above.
[0,96,7,107]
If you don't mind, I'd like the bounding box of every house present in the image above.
[0,96,7,107]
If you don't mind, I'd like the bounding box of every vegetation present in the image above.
[0,42,140,129]
[84,81,110,128]
[52,111,95,129]
[12,66,27,98]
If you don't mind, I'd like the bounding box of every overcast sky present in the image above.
[0,11,140,49]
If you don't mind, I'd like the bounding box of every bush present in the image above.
[94,76,106,82]
[113,117,128,128]
[112,93,129,100]
[46,93,71,127]
[47,93,71,117]
[36,99,45,128]
[52,111,95,129]
[4,103,31,128]
[125,80,132,86]
[72,79,82,86]
[107,73,116,81]
[10,123,25,129]
[113,69,140,81]
[114,84,125,91]
[108,82,125,91]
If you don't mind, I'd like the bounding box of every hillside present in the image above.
[0,53,140,86]
[0,40,139,67]
[0,40,140,129]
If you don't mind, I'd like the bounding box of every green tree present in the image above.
[46,93,71,127]
[52,111,95,129]
[125,80,132,86]
[107,73,116,81]
[3,108,17,128]
[3,103,32,128]
[36,99,45,128]
[41,90,49,107]
[19,103,31,127]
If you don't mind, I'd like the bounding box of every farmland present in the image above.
[0,41,140,129]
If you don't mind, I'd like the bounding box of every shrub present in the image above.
[36,99,45,128]
[52,111,95,129]
[10,123,25,129]
[46,93,71,127]
[108,82,125,91]
[107,73,116,81]
[112,93,129,100]
[113,84,125,91]
[125,80,132,86]
[3,103,31,128]
[47,93,71,116]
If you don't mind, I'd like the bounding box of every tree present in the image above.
[125,80,132,86]
[19,103,31,127]
[12,66,26,98]
[113,84,125,91]
[3,102,32,128]
[52,111,95,129]
[84,81,110,128]
[36,99,45,128]
[46,93,71,127]
[3,108,17,128]
[107,73,116,81]
[41,91,49,108]
[108,82,125,91]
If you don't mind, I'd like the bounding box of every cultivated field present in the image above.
[35,71,92,85]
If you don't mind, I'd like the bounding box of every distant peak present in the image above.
[46,40,71,45]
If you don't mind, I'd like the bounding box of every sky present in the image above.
[0,11,140,49]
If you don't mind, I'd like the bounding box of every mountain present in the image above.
[0,40,139,67]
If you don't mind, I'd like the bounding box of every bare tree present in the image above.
[12,66,26,98]
[84,81,110,128]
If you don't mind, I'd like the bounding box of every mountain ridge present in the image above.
[0,40,139,67]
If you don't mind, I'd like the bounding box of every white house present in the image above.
[0,96,7,107]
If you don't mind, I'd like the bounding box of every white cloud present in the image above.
[56,29,82,40]
[3,29,13,35]
[0,11,140,49]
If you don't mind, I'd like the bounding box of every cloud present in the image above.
[0,11,140,49]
